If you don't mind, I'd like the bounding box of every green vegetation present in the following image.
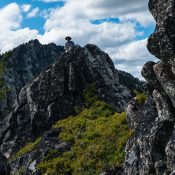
[37,84,133,175]
[134,90,147,104]
[13,166,26,175]
[10,84,132,175]
[0,51,12,101]
[82,82,99,107]
[15,137,41,158]
[38,110,132,175]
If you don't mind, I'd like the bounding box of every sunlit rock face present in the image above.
[124,0,175,174]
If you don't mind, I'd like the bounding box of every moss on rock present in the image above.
[15,137,41,158]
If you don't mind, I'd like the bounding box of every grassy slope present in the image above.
[37,84,133,175]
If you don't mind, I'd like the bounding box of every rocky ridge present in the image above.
[0,40,64,118]
[0,44,131,154]
[0,42,142,174]
[124,0,175,174]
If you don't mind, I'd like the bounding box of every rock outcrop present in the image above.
[10,128,71,175]
[124,0,175,174]
[0,44,132,159]
[0,152,10,175]
[0,40,64,118]
[118,70,145,95]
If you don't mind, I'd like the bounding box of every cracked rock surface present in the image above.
[124,0,175,174]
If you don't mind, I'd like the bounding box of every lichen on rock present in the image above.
[124,0,175,174]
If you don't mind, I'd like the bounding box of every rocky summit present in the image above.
[124,0,175,174]
[0,40,144,174]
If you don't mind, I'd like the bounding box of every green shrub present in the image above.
[38,101,133,175]
[134,90,147,104]
[13,166,26,175]
[15,137,41,158]
[83,83,99,107]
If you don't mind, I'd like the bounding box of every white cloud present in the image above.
[41,1,142,47]
[39,8,55,19]
[21,4,31,13]
[0,28,39,52]
[27,7,40,18]
[0,0,156,78]
[107,39,158,79]
[43,0,154,31]
[40,21,137,48]
[0,3,22,31]
[0,3,40,53]
[41,0,154,48]
[110,39,151,61]
[119,11,154,27]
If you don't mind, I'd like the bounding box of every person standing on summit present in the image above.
[65,36,75,52]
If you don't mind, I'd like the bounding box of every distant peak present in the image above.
[28,39,41,46]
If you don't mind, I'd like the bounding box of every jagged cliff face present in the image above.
[124,0,175,174]
[0,44,133,168]
[0,40,64,118]
[0,38,145,174]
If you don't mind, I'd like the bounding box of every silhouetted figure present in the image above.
[65,36,75,52]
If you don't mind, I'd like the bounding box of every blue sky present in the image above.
[0,0,156,79]
[0,0,64,33]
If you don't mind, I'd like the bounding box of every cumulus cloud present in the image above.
[40,20,137,48]
[43,0,154,31]
[21,4,31,13]
[0,28,39,52]
[0,3,40,53]
[39,0,156,79]
[0,3,22,31]
[111,39,151,61]
[27,7,40,18]
[41,0,154,48]
[0,0,156,78]
[39,8,55,19]
[107,39,158,78]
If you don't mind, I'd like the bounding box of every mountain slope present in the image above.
[0,44,132,155]
[118,70,145,95]
[9,86,132,175]
[0,40,64,118]
[0,40,144,175]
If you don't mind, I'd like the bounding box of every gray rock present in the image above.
[0,44,132,156]
[0,39,64,119]
[10,128,70,175]
[124,0,175,174]
[0,152,10,175]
